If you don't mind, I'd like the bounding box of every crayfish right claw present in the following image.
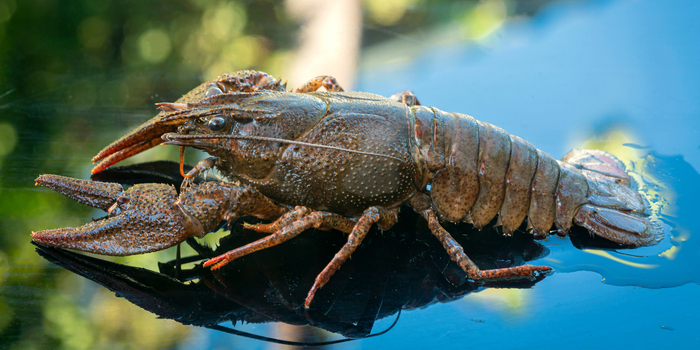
[91,71,287,175]
[32,175,202,256]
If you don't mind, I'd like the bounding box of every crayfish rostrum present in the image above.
[33,71,660,308]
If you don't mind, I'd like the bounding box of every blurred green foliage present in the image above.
[0,0,558,348]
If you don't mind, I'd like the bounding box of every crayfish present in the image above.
[33,71,659,308]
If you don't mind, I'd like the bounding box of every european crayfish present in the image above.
[33,71,660,308]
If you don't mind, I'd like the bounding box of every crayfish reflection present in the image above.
[36,161,551,342]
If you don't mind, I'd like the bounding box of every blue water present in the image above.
[360,0,700,170]
[354,0,700,348]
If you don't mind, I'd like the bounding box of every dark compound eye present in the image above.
[206,86,223,97]
[208,117,226,131]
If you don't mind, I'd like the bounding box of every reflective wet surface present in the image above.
[1,0,699,349]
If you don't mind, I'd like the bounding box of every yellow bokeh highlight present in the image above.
[181,1,257,80]
[77,17,110,49]
[659,228,688,260]
[671,228,690,243]
[201,1,246,41]
[583,249,658,269]
[364,0,417,26]
[461,0,508,40]
[658,246,679,260]
[89,289,190,349]
[205,35,264,79]
[578,129,644,164]
[44,294,97,350]
[463,288,531,316]
[139,28,172,64]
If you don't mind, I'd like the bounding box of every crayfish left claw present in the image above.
[35,174,123,211]
[90,116,183,174]
[91,71,288,175]
[32,175,202,256]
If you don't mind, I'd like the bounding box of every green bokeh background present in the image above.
[0,1,558,348]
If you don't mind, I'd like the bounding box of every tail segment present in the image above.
[563,149,660,246]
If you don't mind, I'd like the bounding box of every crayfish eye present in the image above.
[208,117,226,131]
[206,86,223,97]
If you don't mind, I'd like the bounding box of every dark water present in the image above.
[1,0,699,349]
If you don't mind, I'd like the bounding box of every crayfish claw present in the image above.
[91,71,290,175]
[33,175,202,256]
[35,174,123,211]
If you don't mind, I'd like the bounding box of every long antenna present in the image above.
[165,133,411,166]
[204,309,401,345]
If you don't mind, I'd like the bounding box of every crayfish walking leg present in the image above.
[204,205,397,308]
[409,193,552,282]
[424,209,551,279]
